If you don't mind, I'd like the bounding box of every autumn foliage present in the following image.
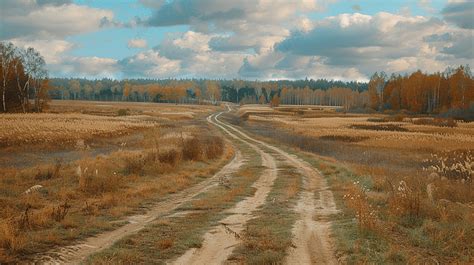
[368,66,474,115]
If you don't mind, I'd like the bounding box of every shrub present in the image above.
[344,183,378,232]
[158,149,182,166]
[350,124,408,132]
[388,180,423,226]
[79,168,122,194]
[422,150,473,182]
[123,155,145,175]
[0,221,26,254]
[34,159,62,180]
[204,136,224,159]
[182,137,204,161]
[319,135,369,143]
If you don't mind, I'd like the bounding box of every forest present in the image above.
[1,41,473,118]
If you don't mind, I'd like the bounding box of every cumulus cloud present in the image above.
[120,31,244,79]
[2,0,472,80]
[143,0,323,54]
[274,12,453,76]
[0,2,114,40]
[442,0,474,29]
[119,50,181,78]
[128,38,148,48]
[55,56,118,78]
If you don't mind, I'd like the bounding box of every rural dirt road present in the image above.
[33,106,338,264]
[32,145,244,264]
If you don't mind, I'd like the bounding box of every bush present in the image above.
[204,136,224,159]
[158,149,182,166]
[182,137,204,161]
[123,155,145,175]
[79,172,121,194]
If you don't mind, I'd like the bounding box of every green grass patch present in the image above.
[229,156,302,264]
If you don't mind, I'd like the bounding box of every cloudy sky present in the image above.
[1,0,472,81]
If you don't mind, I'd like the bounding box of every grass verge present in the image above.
[229,154,302,264]
[85,141,263,264]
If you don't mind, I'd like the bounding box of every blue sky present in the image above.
[1,0,472,80]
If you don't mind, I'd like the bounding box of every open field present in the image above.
[230,104,474,263]
[1,101,473,264]
[0,101,230,263]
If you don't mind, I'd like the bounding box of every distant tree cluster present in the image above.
[0,42,49,113]
[49,77,368,107]
[368,66,474,116]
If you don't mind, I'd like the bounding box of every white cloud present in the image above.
[1,3,114,40]
[119,50,181,78]
[56,56,118,78]
[10,38,74,64]
[128,38,148,48]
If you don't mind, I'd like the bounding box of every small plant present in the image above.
[51,201,70,222]
[343,182,378,232]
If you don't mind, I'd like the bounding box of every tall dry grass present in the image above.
[0,106,229,262]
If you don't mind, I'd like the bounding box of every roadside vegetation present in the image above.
[86,140,263,264]
[0,101,229,263]
[228,105,474,264]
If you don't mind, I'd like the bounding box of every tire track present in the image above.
[171,112,278,265]
[219,106,339,265]
[31,114,245,265]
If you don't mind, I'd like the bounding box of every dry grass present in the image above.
[0,101,230,263]
[235,105,474,263]
[0,113,155,147]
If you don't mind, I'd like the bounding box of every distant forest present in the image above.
[48,78,368,106]
[2,42,473,117]
[49,64,474,117]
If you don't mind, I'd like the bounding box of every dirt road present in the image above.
[33,106,338,264]
[172,108,338,264]
[32,145,244,264]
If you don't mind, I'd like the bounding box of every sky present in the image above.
[1,0,473,81]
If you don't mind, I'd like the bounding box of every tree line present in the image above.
[0,42,50,113]
[368,66,474,116]
[49,77,369,109]
[2,40,471,117]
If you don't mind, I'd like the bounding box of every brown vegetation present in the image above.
[0,101,229,263]
[234,105,474,263]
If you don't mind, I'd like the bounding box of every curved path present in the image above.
[216,106,339,265]
[33,105,338,264]
[172,112,278,265]
[32,129,244,264]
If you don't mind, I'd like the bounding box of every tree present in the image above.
[368,72,385,110]
[22,47,48,112]
[0,42,15,112]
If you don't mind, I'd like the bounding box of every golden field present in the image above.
[234,104,474,264]
[0,101,229,263]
